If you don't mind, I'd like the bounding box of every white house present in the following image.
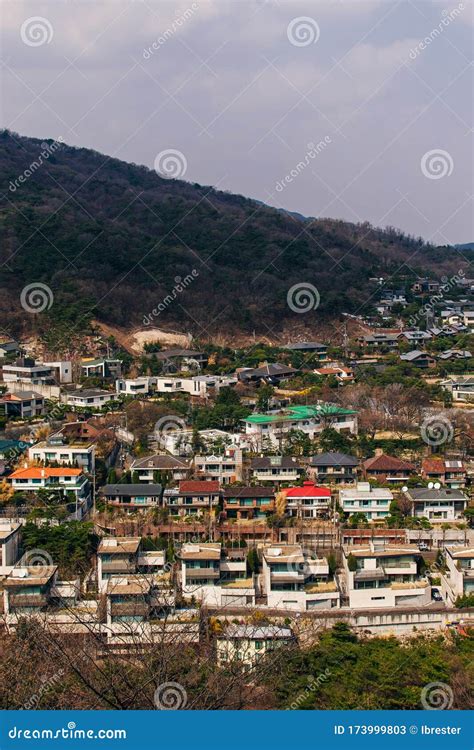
[442,546,474,605]
[217,625,294,668]
[284,482,332,520]
[0,522,22,575]
[250,455,303,484]
[8,467,91,510]
[64,389,115,409]
[261,545,339,611]
[405,488,468,523]
[339,482,393,521]
[194,446,243,484]
[342,544,430,610]
[29,435,95,473]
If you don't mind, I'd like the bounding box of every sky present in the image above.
[1,0,473,245]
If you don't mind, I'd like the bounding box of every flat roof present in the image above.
[98,537,141,555]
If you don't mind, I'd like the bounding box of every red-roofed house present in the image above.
[363,451,415,484]
[422,458,466,489]
[285,481,332,519]
[164,480,222,517]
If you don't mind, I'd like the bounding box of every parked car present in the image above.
[431,588,443,602]
[418,542,429,552]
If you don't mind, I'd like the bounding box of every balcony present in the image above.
[101,560,136,573]
[110,601,149,617]
[9,593,48,608]
[184,568,220,579]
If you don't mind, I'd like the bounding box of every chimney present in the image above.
[374,448,384,457]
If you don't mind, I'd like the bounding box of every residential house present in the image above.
[284,341,328,360]
[421,458,466,489]
[0,391,45,418]
[313,365,355,383]
[463,311,474,331]
[164,480,221,517]
[29,432,95,473]
[0,522,22,575]
[223,486,274,520]
[339,482,393,521]
[64,389,115,409]
[363,451,415,483]
[309,452,359,485]
[101,483,163,511]
[250,455,304,485]
[400,330,432,344]
[400,350,436,368]
[238,363,298,385]
[438,349,472,361]
[8,467,91,508]
[2,358,71,385]
[130,454,191,483]
[284,481,332,519]
[179,543,255,607]
[97,536,166,593]
[440,376,474,403]
[115,377,151,396]
[217,625,294,668]
[412,278,440,294]
[361,333,400,350]
[405,488,468,523]
[194,447,243,484]
[342,544,430,609]
[442,546,474,604]
[81,358,122,380]
[155,349,208,372]
[243,403,358,450]
[0,340,20,358]
[3,563,58,617]
[262,544,340,611]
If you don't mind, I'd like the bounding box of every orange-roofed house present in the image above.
[8,467,91,510]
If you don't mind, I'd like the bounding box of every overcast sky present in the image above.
[2,0,473,244]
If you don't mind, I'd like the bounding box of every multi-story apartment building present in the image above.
[405,488,468,523]
[250,455,303,485]
[29,433,95,473]
[243,404,357,450]
[130,454,191,483]
[284,481,332,520]
[164,481,221,517]
[261,544,340,611]
[223,486,274,520]
[342,544,430,609]
[179,543,255,607]
[309,452,359,485]
[194,447,243,484]
[339,482,393,521]
[97,537,166,593]
[442,546,474,604]
[3,563,58,617]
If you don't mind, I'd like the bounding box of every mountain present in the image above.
[0,131,466,342]
[455,243,474,252]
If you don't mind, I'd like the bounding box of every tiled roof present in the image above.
[285,482,331,498]
[9,467,82,479]
[223,486,271,498]
[179,480,220,494]
[422,459,445,474]
[310,452,359,467]
[364,454,414,472]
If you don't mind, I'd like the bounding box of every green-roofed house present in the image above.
[243,404,357,450]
